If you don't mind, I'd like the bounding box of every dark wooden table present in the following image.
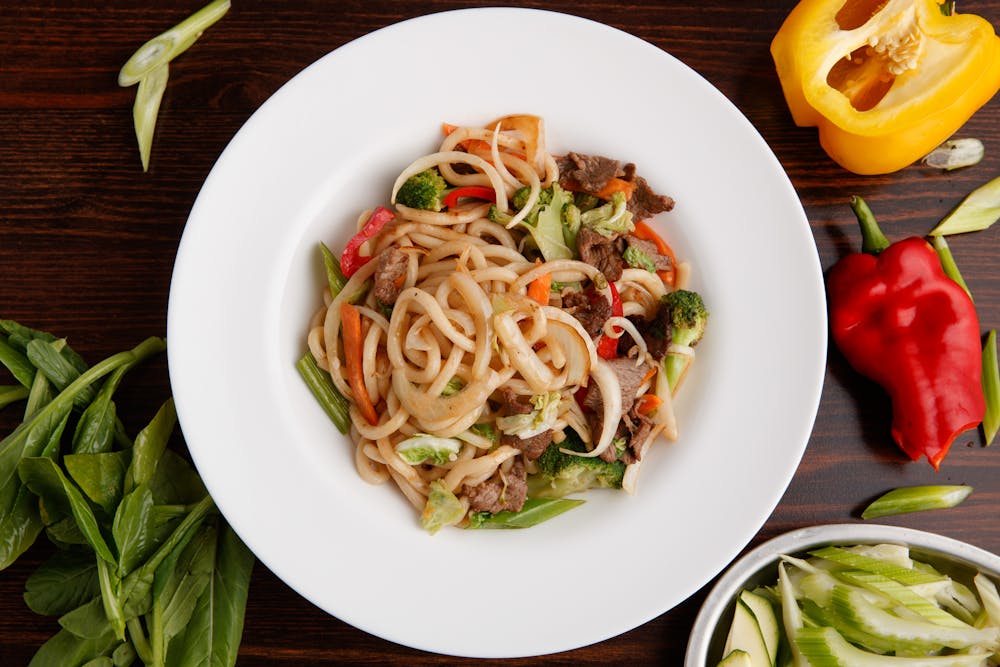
[2,1,999,664]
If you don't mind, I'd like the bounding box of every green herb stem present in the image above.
[983,330,999,446]
[931,235,973,300]
[296,352,350,434]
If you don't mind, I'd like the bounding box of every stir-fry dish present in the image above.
[302,114,708,532]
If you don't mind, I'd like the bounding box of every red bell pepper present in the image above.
[442,185,496,209]
[340,206,395,277]
[596,282,623,360]
[827,196,985,470]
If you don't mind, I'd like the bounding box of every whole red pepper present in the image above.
[827,196,985,470]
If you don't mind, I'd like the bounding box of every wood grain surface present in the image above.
[2,1,999,664]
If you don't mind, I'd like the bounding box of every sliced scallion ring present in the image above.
[861,485,973,520]
[118,0,231,87]
[133,64,169,172]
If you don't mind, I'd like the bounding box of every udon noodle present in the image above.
[304,114,705,532]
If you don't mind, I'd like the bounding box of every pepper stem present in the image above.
[850,195,891,255]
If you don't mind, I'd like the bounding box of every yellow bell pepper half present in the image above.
[771,0,1000,175]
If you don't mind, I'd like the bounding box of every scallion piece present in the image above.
[118,0,231,87]
[319,242,348,297]
[922,138,984,171]
[467,497,585,529]
[929,174,1000,236]
[133,64,168,172]
[983,330,999,446]
[296,352,350,434]
[931,235,972,300]
[861,485,973,519]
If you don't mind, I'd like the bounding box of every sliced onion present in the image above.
[562,359,621,458]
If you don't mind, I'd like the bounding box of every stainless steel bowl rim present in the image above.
[684,523,1000,666]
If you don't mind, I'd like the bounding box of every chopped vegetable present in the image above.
[632,220,677,286]
[929,174,1000,237]
[580,191,633,237]
[720,543,1000,664]
[827,197,985,469]
[395,434,461,465]
[395,168,448,211]
[861,485,973,519]
[296,352,350,434]
[661,289,708,391]
[526,269,551,305]
[635,393,663,416]
[119,0,230,171]
[319,241,348,296]
[419,480,464,534]
[340,302,378,425]
[983,330,999,446]
[118,0,231,86]
[528,434,625,498]
[467,497,584,529]
[596,282,624,360]
[441,185,496,209]
[340,206,395,277]
[132,63,168,172]
[770,0,1000,175]
[496,392,560,439]
[923,138,985,171]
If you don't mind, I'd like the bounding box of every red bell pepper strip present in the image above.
[340,206,395,277]
[596,282,623,360]
[827,196,985,470]
[442,186,496,209]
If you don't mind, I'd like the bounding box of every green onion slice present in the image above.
[929,174,1000,236]
[861,485,973,520]
[118,0,231,87]
[133,63,168,172]
[931,235,972,301]
[922,138,984,171]
[296,352,350,434]
[983,330,999,446]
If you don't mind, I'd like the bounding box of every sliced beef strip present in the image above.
[624,234,673,271]
[497,386,533,416]
[628,176,675,220]
[562,289,612,337]
[583,357,653,455]
[556,152,621,193]
[465,459,528,514]
[501,429,553,461]
[617,300,673,360]
[577,227,625,282]
[372,246,408,305]
[625,410,654,463]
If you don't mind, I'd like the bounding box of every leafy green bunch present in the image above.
[0,320,253,667]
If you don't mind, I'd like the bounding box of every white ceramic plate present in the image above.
[167,7,826,659]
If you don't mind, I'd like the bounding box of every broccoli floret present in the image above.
[396,168,448,211]
[662,289,708,348]
[580,191,634,237]
[660,289,708,391]
[527,432,625,498]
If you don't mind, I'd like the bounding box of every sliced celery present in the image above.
[807,547,945,585]
[930,236,972,301]
[133,63,168,172]
[929,174,1000,236]
[922,139,984,171]
[861,485,973,519]
[983,330,999,446]
[118,0,231,87]
[837,571,969,629]
[795,626,986,667]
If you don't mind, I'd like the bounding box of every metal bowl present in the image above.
[684,523,1000,666]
